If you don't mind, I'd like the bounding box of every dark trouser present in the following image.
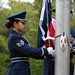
[70,61,74,75]
[48,60,74,75]
[48,59,55,75]
[43,59,74,75]
[43,59,55,75]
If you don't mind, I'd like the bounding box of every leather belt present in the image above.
[11,57,29,63]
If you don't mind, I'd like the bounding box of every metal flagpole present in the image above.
[55,0,70,75]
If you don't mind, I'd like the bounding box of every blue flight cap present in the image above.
[7,11,26,23]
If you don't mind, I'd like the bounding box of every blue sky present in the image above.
[1,0,34,8]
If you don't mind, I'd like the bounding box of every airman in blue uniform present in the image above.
[70,29,75,75]
[5,11,55,75]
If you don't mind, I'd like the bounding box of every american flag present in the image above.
[37,0,55,48]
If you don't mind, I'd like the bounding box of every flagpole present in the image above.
[55,0,70,75]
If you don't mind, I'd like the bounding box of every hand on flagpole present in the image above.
[47,47,56,57]
[51,49,56,57]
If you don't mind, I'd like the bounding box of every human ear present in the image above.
[14,21,18,27]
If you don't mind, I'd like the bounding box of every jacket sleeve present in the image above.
[11,35,48,58]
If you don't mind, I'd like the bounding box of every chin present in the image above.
[18,30,23,32]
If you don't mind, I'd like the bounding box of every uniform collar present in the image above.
[10,30,19,35]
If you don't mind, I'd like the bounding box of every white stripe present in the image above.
[51,0,52,3]
[51,18,56,30]
[40,0,46,21]
[41,48,44,56]
[72,0,74,3]
[39,0,47,42]
[11,57,28,60]
[11,60,29,63]
[15,18,25,20]
[43,18,55,41]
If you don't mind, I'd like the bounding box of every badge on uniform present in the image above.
[16,40,24,47]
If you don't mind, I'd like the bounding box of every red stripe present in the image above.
[44,18,55,49]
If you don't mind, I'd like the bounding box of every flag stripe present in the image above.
[37,0,51,48]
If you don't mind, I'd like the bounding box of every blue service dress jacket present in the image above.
[6,30,50,75]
